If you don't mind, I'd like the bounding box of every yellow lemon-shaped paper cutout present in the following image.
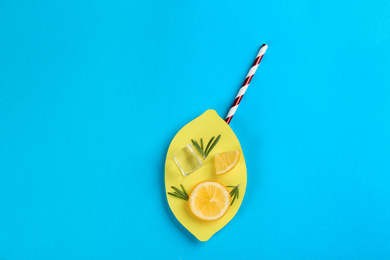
[165,109,247,241]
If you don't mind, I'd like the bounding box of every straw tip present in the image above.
[259,44,268,55]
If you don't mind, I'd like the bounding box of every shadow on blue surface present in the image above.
[159,133,202,244]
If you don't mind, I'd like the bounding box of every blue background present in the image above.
[1,0,389,259]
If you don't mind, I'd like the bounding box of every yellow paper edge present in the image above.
[164,109,247,241]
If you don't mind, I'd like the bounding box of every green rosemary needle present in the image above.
[180,184,188,197]
[167,185,189,201]
[204,136,215,156]
[167,192,186,200]
[205,134,221,157]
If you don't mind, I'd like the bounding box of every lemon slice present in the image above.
[215,150,240,175]
[189,181,231,221]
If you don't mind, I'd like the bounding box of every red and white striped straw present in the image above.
[225,44,268,124]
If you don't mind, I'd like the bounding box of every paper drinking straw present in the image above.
[225,44,268,124]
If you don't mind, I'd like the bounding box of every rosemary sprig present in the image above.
[227,184,241,205]
[167,185,189,201]
[191,134,221,160]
